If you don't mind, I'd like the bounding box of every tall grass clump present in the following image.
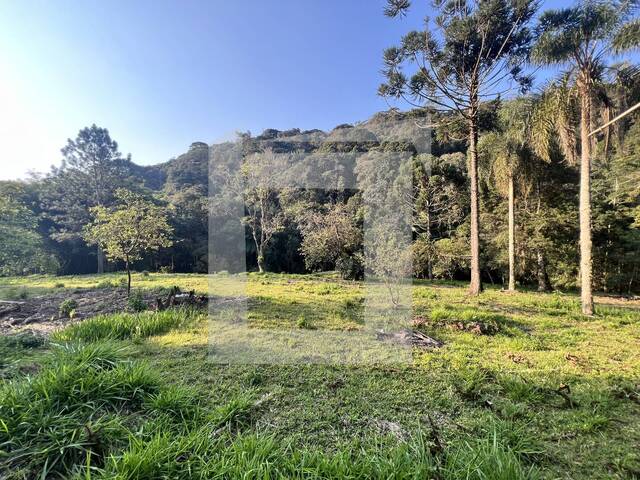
[94,430,439,480]
[444,430,540,480]
[94,428,537,479]
[52,308,200,343]
[0,342,161,478]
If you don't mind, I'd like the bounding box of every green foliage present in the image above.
[59,298,78,318]
[127,290,147,312]
[0,342,156,477]
[294,198,363,276]
[84,190,173,267]
[336,253,364,280]
[296,315,314,329]
[1,274,640,478]
[0,186,58,276]
[52,309,196,343]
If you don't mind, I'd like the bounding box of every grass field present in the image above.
[1,273,639,479]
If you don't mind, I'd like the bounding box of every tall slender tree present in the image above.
[380,0,537,294]
[479,98,540,291]
[532,0,640,314]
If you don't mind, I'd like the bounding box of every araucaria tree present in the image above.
[380,0,537,294]
[532,0,640,314]
[84,189,173,294]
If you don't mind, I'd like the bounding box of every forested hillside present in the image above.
[1,95,639,294]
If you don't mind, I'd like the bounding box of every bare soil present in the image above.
[0,288,158,335]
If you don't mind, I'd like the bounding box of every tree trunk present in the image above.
[425,209,433,280]
[579,86,594,315]
[468,116,483,295]
[97,246,105,274]
[125,257,131,296]
[536,251,551,292]
[257,250,265,273]
[508,174,516,292]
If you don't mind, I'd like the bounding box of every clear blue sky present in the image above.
[0,0,589,179]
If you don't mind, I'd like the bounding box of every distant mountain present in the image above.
[128,108,447,194]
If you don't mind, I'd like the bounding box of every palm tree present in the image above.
[480,99,540,292]
[532,0,640,315]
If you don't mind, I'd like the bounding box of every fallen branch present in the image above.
[376,329,444,349]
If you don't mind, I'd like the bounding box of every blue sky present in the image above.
[0,0,597,179]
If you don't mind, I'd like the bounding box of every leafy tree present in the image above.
[212,148,287,273]
[84,189,173,294]
[532,0,640,314]
[380,0,537,294]
[42,125,130,273]
[591,120,640,293]
[0,186,58,275]
[165,185,208,273]
[293,196,363,277]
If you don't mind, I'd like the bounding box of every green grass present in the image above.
[51,308,199,343]
[1,272,639,479]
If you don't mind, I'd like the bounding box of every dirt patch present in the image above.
[0,288,158,336]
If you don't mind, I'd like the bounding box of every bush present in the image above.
[54,282,65,289]
[128,290,147,312]
[58,299,78,318]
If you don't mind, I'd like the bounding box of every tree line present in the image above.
[0,0,639,309]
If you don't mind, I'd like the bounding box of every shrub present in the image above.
[58,299,78,318]
[54,282,65,289]
[96,279,116,289]
[128,290,147,312]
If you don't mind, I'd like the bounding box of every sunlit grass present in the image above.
[1,272,639,478]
